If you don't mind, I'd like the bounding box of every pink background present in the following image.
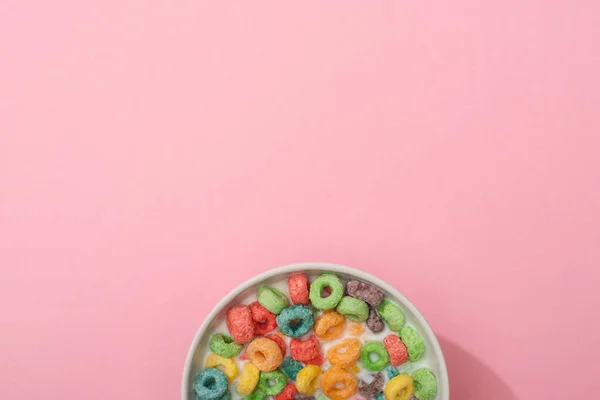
[1,1,599,398]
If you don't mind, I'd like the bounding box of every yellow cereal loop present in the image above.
[296,365,322,394]
[236,362,260,395]
[205,352,239,382]
[384,374,414,400]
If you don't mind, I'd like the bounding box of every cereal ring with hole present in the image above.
[289,273,310,305]
[336,296,369,322]
[383,335,408,366]
[345,280,384,308]
[243,393,266,400]
[246,337,283,372]
[326,338,361,368]
[384,374,414,400]
[258,286,289,314]
[275,382,298,400]
[265,333,287,357]
[276,305,314,337]
[319,366,358,400]
[281,356,303,380]
[290,335,321,362]
[309,274,344,310]
[257,370,287,396]
[314,310,346,341]
[366,309,385,333]
[236,362,260,396]
[377,301,406,332]
[193,368,228,400]
[205,353,239,382]
[250,301,278,336]
[296,365,323,395]
[411,368,437,400]
[399,326,425,362]
[358,372,385,397]
[359,342,390,371]
[227,305,255,344]
[209,333,243,358]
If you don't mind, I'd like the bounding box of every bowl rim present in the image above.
[181,262,449,400]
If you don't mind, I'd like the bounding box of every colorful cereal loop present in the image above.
[314,310,346,341]
[296,365,323,395]
[236,363,260,396]
[319,366,358,400]
[246,337,283,372]
[325,338,361,368]
[384,374,414,400]
[309,274,344,310]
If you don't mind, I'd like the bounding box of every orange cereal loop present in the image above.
[246,337,283,372]
[320,366,358,400]
[314,311,346,341]
[326,338,361,368]
[349,323,365,336]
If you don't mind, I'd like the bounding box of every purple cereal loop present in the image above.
[358,372,385,396]
[346,280,384,308]
[366,308,384,333]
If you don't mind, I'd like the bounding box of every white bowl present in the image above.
[182,262,449,400]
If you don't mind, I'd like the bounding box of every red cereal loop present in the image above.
[275,382,298,400]
[383,334,408,366]
[305,353,324,366]
[288,273,310,305]
[266,333,287,357]
[290,335,321,362]
[249,301,277,335]
[226,305,254,344]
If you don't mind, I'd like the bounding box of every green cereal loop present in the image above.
[399,326,425,361]
[374,393,384,400]
[256,370,287,396]
[376,300,406,331]
[359,341,390,371]
[242,393,267,400]
[309,273,344,310]
[209,333,243,358]
[336,296,369,321]
[411,368,437,400]
[258,286,289,314]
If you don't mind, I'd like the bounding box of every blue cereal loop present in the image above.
[276,305,314,337]
[193,368,228,400]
